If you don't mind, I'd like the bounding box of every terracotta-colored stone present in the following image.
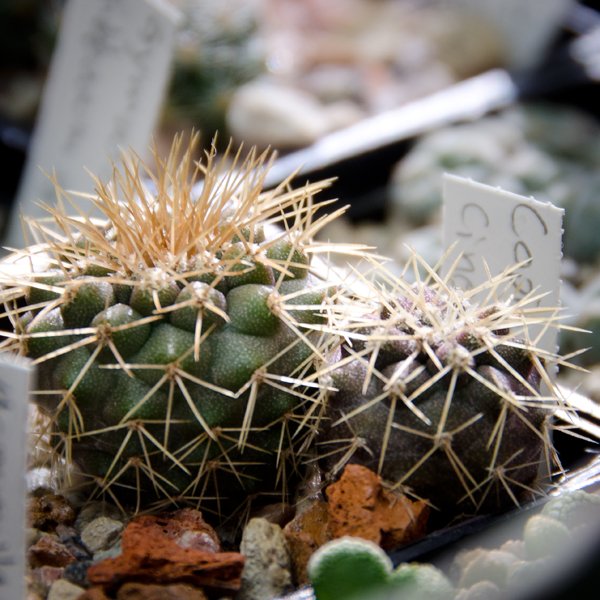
[87,512,244,595]
[158,508,221,553]
[28,493,76,531]
[28,534,77,568]
[283,500,331,585]
[116,581,208,599]
[326,464,429,550]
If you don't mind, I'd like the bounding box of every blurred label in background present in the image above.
[442,173,564,356]
[5,0,181,249]
[442,0,573,69]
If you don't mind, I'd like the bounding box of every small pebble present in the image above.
[75,501,122,533]
[81,516,124,554]
[238,518,293,600]
[47,578,86,600]
[63,559,93,587]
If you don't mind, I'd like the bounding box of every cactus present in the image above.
[317,258,565,520]
[541,489,600,527]
[307,536,394,600]
[308,536,454,600]
[0,134,369,515]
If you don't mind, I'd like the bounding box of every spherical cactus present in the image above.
[307,536,393,600]
[318,261,563,521]
[0,135,359,516]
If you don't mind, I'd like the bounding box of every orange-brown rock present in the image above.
[87,511,244,596]
[28,493,76,531]
[283,500,331,586]
[326,464,429,550]
[28,534,77,568]
[116,581,208,599]
[154,508,221,553]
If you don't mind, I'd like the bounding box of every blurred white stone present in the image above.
[227,80,330,148]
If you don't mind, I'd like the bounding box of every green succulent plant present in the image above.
[0,134,365,516]
[317,259,566,521]
[307,536,454,600]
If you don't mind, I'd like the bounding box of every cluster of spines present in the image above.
[315,253,574,515]
[0,135,373,516]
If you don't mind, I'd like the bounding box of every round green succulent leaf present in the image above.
[175,384,243,429]
[231,224,265,244]
[170,281,227,333]
[26,269,65,305]
[278,276,333,324]
[81,262,115,277]
[265,238,309,280]
[102,370,169,423]
[252,387,298,426]
[523,515,572,560]
[92,303,151,359]
[131,322,210,385]
[130,269,180,316]
[308,536,392,600]
[390,563,455,600]
[211,327,278,391]
[61,279,115,327]
[227,283,279,336]
[222,243,275,288]
[113,283,133,304]
[26,307,73,359]
[54,346,115,403]
[541,490,600,528]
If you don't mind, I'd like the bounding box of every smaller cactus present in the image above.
[541,489,600,527]
[523,514,572,560]
[318,257,565,520]
[307,536,454,600]
[390,563,455,600]
[307,536,393,600]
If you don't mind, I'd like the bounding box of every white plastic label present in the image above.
[7,0,181,248]
[0,355,34,600]
[442,174,564,355]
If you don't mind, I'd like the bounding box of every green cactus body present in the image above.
[0,136,354,515]
[318,266,559,520]
[307,536,393,600]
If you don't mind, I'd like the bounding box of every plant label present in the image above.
[442,173,564,356]
[6,0,182,248]
[0,355,34,600]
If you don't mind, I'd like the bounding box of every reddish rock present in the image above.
[157,508,221,553]
[283,500,331,585]
[30,566,65,593]
[87,511,244,596]
[28,493,76,531]
[28,534,77,568]
[326,464,429,550]
[116,581,208,599]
